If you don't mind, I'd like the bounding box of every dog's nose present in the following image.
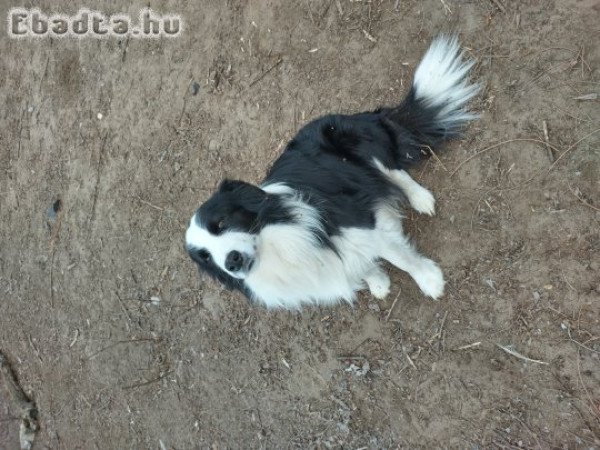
[225,251,243,272]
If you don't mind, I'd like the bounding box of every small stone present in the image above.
[208,140,219,151]
[368,302,380,312]
[47,198,62,220]
[97,113,103,120]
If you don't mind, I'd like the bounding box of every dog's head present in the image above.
[186,179,297,290]
[186,180,267,283]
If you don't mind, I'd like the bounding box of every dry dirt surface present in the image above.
[1,0,599,449]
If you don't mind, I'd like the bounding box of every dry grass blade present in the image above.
[451,129,600,178]
[405,351,417,370]
[573,93,597,101]
[424,145,449,172]
[454,342,482,351]
[542,120,555,162]
[450,138,562,177]
[569,187,600,213]
[248,58,283,88]
[490,0,506,13]
[495,344,549,365]
[385,289,401,321]
[547,128,600,172]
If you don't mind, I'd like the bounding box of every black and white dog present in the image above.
[186,36,480,309]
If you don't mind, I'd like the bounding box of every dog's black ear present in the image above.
[218,179,245,192]
[217,179,268,214]
[218,179,264,196]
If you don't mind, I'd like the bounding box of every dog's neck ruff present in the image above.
[243,183,357,308]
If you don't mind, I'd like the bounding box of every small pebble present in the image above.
[97,113,103,120]
[368,302,380,312]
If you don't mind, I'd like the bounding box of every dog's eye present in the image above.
[197,249,211,262]
[216,219,225,231]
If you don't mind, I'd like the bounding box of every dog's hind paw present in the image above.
[414,259,445,300]
[365,269,391,300]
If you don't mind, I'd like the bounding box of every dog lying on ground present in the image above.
[186,35,480,309]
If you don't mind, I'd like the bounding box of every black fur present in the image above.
[380,86,464,156]
[197,180,293,234]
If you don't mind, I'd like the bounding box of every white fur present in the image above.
[242,186,444,309]
[413,35,480,126]
[364,267,391,299]
[244,184,371,308]
[373,159,436,215]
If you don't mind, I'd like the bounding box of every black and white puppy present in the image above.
[186,36,480,309]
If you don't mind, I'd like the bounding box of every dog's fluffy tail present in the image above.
[384,35,480,164]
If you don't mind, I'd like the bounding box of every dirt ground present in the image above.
[1,0,599,448]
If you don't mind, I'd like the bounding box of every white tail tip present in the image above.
[413,35,480,125]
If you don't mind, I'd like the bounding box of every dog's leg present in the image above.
[380,239,444,299]
[373,160,436,215]
[364,266,391,299]
[388,169,436,216]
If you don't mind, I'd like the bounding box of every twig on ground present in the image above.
[542,120,555,162]
[563,324,600,354]
[428,311,449,345]
[335,0,343,16]
[450,138,561,177]
[451,129,600,177]
[577,351,600,420]
[115,292,133,330]
[439,0,452,14]
[489,0,506,13]
[385,290,401,321]
[548,128,600,172]
[336,355,366,360]
[123,371,172,390]
[26,336,42,363]
[362,30,377,43]
[569,186,600,213]
[495,344,548,365]
[248,58,283,88]
[405,351,417,370]
[424,145,449,172]
[573,93,597,101]
[0,351,39,450]
[137,196,164,211]
[87,337,159,360]
[454,342,481,351]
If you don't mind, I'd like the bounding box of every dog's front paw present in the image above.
[409,185,436,216]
